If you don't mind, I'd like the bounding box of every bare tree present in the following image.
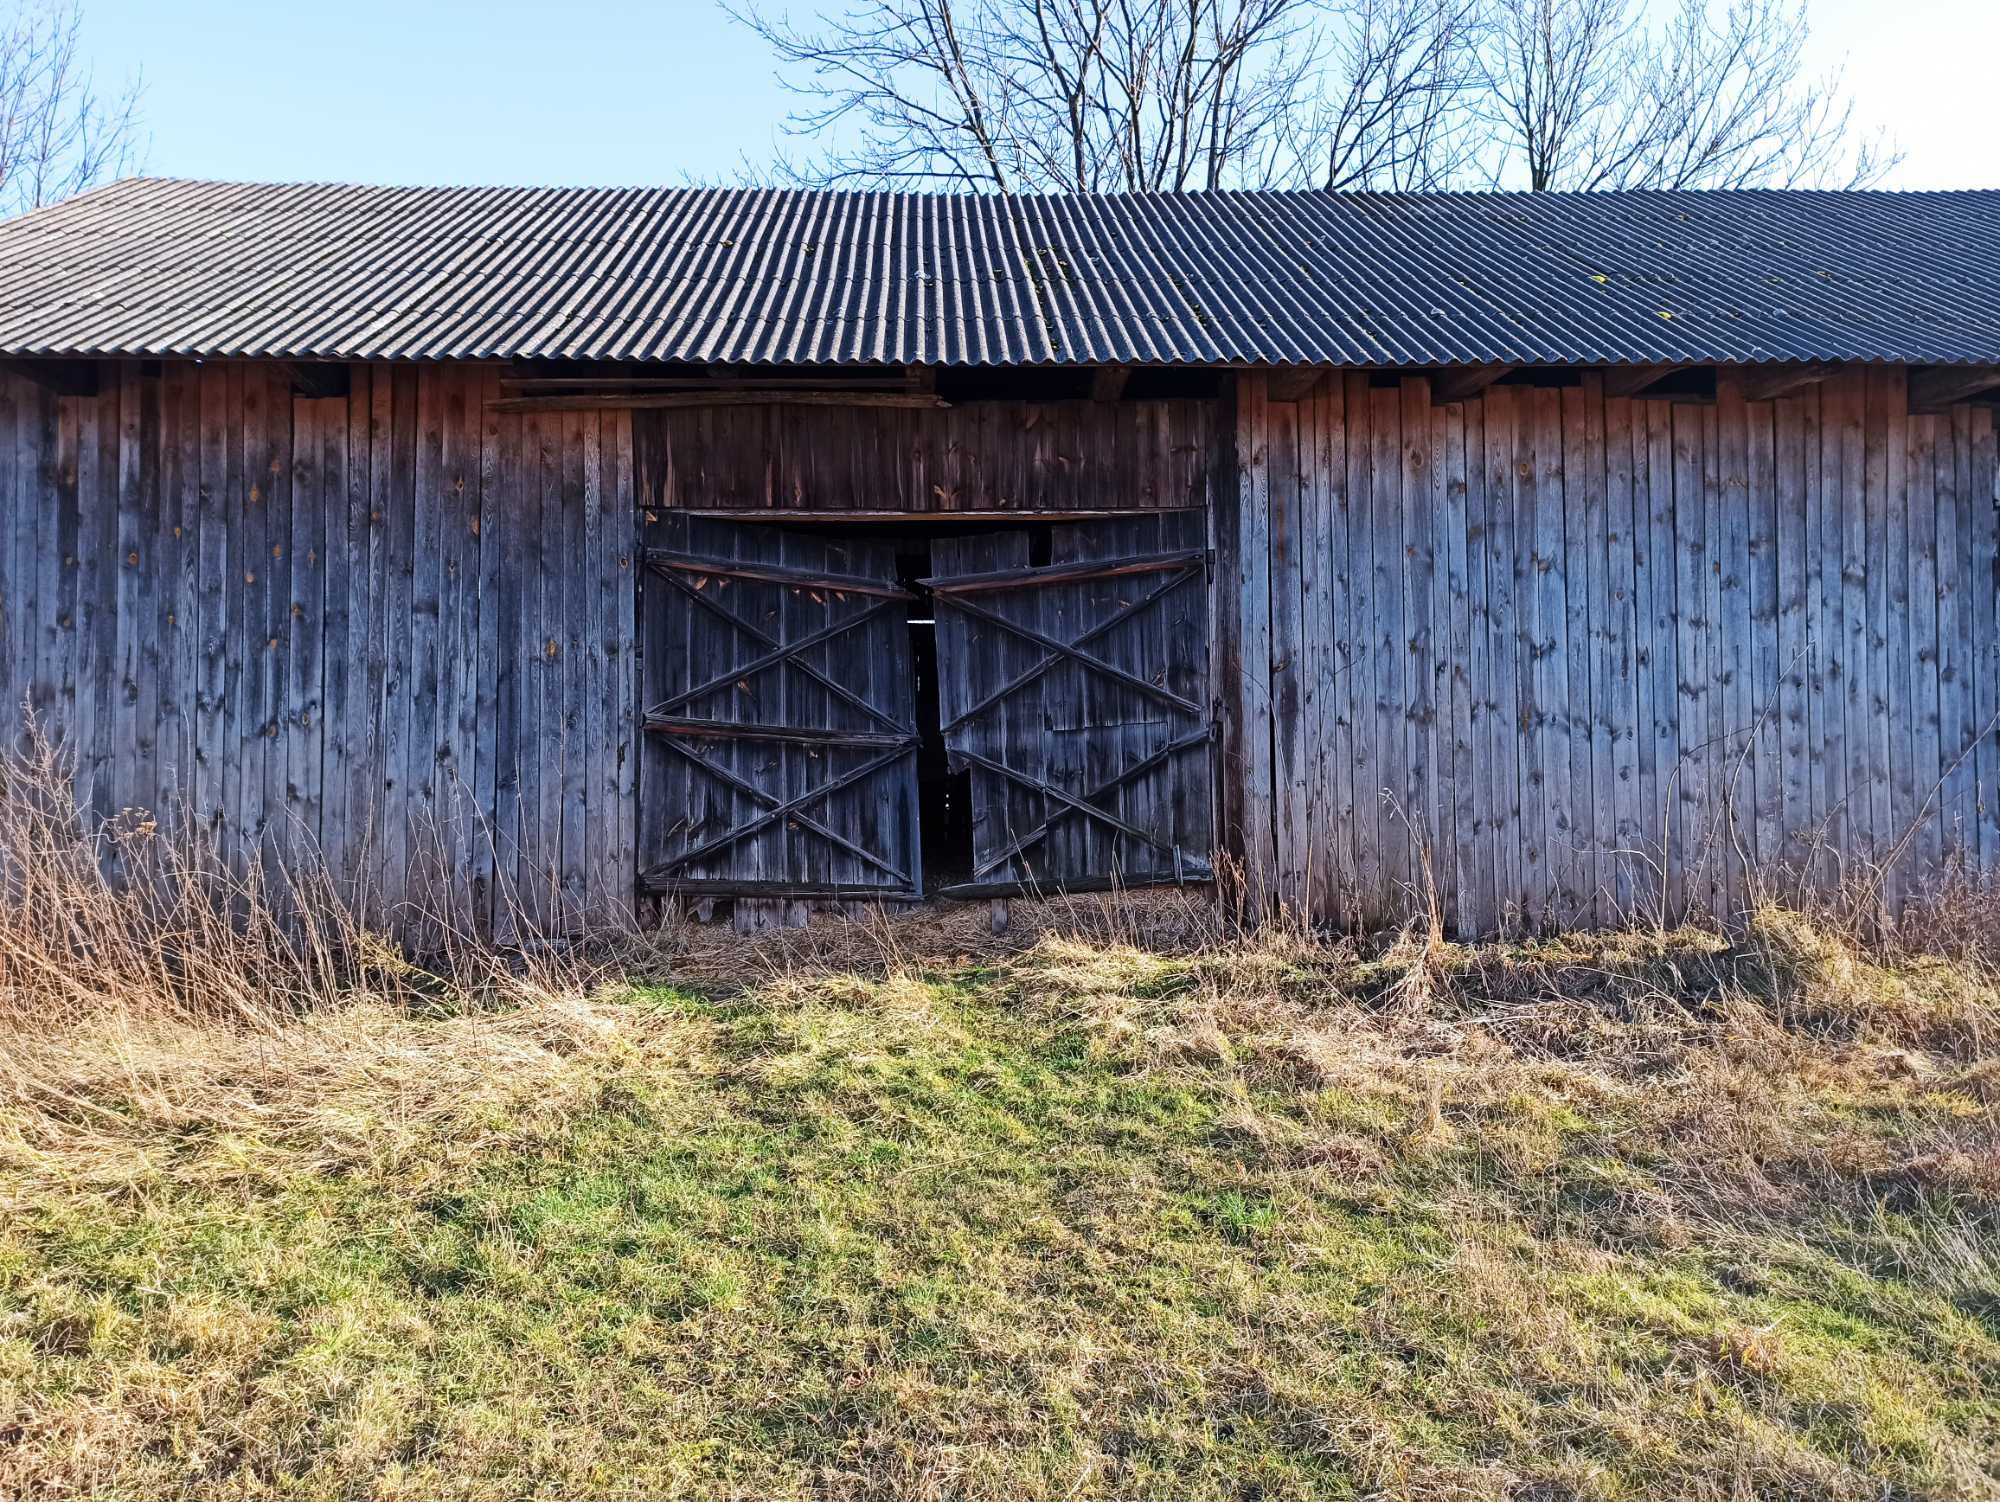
[725,0,1480,193]
[0,0,141,218]
[1474,0,1894,191]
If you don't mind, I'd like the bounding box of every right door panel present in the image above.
[927,513,1214,896]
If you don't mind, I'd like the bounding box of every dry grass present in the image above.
[1,744,1998,1499]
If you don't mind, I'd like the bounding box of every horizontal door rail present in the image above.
[647,548,917,600]
[937,871,1213,902]
[921,548,1207,596]
[639,877,921,899]
[643,717,918,749]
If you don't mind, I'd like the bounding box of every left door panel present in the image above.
[638,516,923,901]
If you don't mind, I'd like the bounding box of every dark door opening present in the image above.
[899,550,977,890]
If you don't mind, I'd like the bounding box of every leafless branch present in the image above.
[0,0,142,219]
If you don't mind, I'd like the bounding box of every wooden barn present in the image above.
[0,179,1996,939]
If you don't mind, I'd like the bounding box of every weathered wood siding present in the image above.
[1220,369,2000,933]
[0,361,639,941]
[637,398,1216,512]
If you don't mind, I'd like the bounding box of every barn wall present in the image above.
[637,398,1217,512]
[1220,368,2000,934]
[0,361,639,943]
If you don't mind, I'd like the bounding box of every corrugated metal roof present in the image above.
[2,176,1998,367]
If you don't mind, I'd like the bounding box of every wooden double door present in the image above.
[638,513,1213,903]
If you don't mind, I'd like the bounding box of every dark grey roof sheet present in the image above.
[2,176,1997,367]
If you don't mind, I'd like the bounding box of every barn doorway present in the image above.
[636,512,1215,910]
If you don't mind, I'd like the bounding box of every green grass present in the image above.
[3,921,1999,1499]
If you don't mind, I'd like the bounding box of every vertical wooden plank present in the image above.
[249,365,287,888]
[1572,380,1615,924]
[1774,396,1811,879]
[48,394,82,761]
[1529,388,1571,925]
[1636,402,1676,921]
[162,366,200,831]
[1906,410,1943,885]
[1399,379,1446,923]
[560,411,591,924]
[111,364,153,836]
[1370,382,1409,913]
[1848,370,1880,892]
[1880,368,1915,908]
[488,392,526,941]
[466,367,502,938]
[407,367,445,939]
[82,375,119,832]
[26,382,62,748]
[1745,389,1784,889]
[373,367,411,930]
[600,407,637,926]
[1602,392,1641,917]
[283,393,323,900]
[1232,375,1275,913]
[1478,388,1524,931]
[516,408,551,939]
[0,370,18,753]
[313,393,350,901]
[1806,385,1844,889]
[1970,408,2000,875]
[536,410,569,932]
[1668,403,1708,922]
[1712,376,1753,913]
[343,371,377,918]
[1442,398,1479,934]
[1935,407,1974,863]
[1343,373,1378,930]
[199,366,238,869]
[1266,395,1305,915]
[1313,379,1349,926]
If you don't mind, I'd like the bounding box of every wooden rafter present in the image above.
[1602,364,1688,398]
[0,358,98,396]
[277,361,351,398]
[1740,363,1834,402]
[1265,366,1326,402]
[1431,364,1515,403]
[1090,364,1132,402]
[1908,365,2000,413]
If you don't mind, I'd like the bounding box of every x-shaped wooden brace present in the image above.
[938,562,1204,734]
[646,734,918,887]
[935,571,1206,730]
[647,563,908,736]
[959,725,1215,881]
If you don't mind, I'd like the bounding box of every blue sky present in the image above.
[80,0,1997,191]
